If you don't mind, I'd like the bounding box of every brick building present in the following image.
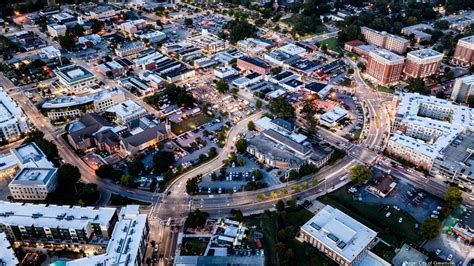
[236,56,271,75]
[404,48,443,79]
[366,48,405,85]
[361,27,409,54]
[453,36,474,66]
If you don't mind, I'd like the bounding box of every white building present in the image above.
[0,201,117,243]
[320,107,349,127]
[135,30,166,43]
[42,87,126,121]
[106,100,147,125]
[41,46,61,59]
[214,66,238,79]
[186,29,228,55]
[89,6,116,20]
[115,41,147,57]
[54,64,96,91]
[0,88,29,143]
[78,34,102,46]
[451,75,474,103]
[67,205,148,266]
[278,43,307,57]
[8,142,57,201]
[120,19,146,35]
[0,232,18,266]
[387,92,474,169]
[47,23,67,37]
[299,205,377,266]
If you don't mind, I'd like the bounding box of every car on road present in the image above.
[447,254,453,261]
[398,218,403,223]
[435,249,441,256]
[385,212,391,217]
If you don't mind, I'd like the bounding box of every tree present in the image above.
[90,19,104,34]
[268,98,295,119]
[435,20,449,29]
[186,175,201,195]
[320,44,328,52]
[231,209,244,222]
[120,175,134,187]
[153,151,175,174]
[235,139,247,153]
[253,169,263,180]
[184,209,209,229]
[57,164,81,186]
[276,200,285,212]
[406,78,430,95]
[224,19,257,44]
[248,121,256,131]
[271,66,282,75]
[127,160,144,177]
[286,199,297,209]
[444,186,463,211]
[255,99,262,109]
[208,147,217,158]
[420,217,441,239]
[348,165,372,184]
[357,61,366,71]
[184,18,193,27]
[445,70,455,80]
[468,95,474,108]
[216,79,229,93]
[288,170,300,181]
[58,35,75,50]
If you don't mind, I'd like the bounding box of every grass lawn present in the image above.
[376,85,395,94]
[245,208,336,266]
[280,15,326,35]
[318,37,341,53]
[319,183,424,247]
[371,241,396,262]
[170,113,212,135]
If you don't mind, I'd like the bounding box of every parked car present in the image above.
[435,249,441,256]
[447,254,453,261]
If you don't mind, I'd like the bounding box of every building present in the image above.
[237,37,275,54]
[0,232,18,266]
[451,75,474,103]
[430,131,474,191]
[67,113,114,151]
[105,100,147,125]
[135,30,166,43]
[299,205,377,266]
[237,56,271,75]
[67,205,149,266]
[366,48,405,85]
[119,116,168,156]
[0,88,29,143]
[120,19,146,35]
[8,167,57,201]
[443,10,474,31]
[78,34,102,46]
[320,107,349,127]
[361,27,409,54]
[453,36,474,67]
[51,12,77,25]
[54,64,96,91]
[47,23,66,37]
[89,5,116,20]
[404,49,443,79]
[387,93,474,170]
[0,201,118,244]
[42,87,126,121]
[186,29,228,55]
[41,46,61,60]
[96,58,132,77]
[401,24,433,43]
[214,66,238,79]
[451,223,473,243]
[304,82,333,99]
[115,41,147,57]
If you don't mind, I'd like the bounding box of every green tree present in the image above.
[57,164,81,186]
[268,98,295,119]
[224,19,257,44]
[445,70,455,80]
[288,170,300,181]
[58,35,75,50]
[348,165,372,184]
[216,79,229,93]
[186,175,201,195]
[435,20,449,29]
[253,169,263,180]
[235,139,247,153]
[420,217,441,239]
[184,18,193,27]
[184,209,209,229]
[255,99,262,109]
[90,19,104,34]
[127,159,144,177]
[276,200,285,212]
[406,78,430,95]
[248,121,256,131]
[120,175,134,187]
[444,186,463,211]
[153,151,175,174]
[208,147,217,158]
[467,95,474,107]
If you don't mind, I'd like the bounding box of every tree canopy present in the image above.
[420,217,441,239]
[268,98,295,119]
[348,165,372,184]
[406,78,430,95]
[223,19,257,44]
[235,139,248,153]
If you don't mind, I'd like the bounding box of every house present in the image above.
[120,117,168,156]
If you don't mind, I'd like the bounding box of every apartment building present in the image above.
[453,36,474,67]
[366,48,405,85]
[451,75,474,103]
[0,201,118,244]
[41,87,126,121]
[115,41,147,57]
[54,64,96,91]
[299,205,377,266]
[404,49,443,79]
[120,19,146,35]
[0,88,29,143]
[361,26,409,54]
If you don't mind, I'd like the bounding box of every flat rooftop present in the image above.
[55,65,94,83]
[369,48,404,63]
[11,143,54,169]
[0,232,18,266]
[0,201,116,229]
[10,167,57,186]
[301,205,377,263]
[408,48,443,60]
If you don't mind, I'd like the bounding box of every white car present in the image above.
[435,249,441,256]
[399,218,403,223]
[385,212,391,218]
[447,254,453,261]
[393,206,400,211]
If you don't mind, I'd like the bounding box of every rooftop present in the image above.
[407,48,443,62]
[301,205,377,263]
[11,142,54,169]
[369,48,405,63]
[54,65,95,84]
[42,87,124,109]
[320,107,349,125]
[0,232,18,266]
[10,167,57,186]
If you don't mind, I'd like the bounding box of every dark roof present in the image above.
[68,113,113,144]
[94,129,120,146]
[272,118,294,132]
[305,82,328,93]
[273,71,294,81]
[238,56,270,69]
[122,123,166,148]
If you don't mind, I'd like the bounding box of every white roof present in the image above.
[320,107,349,124]
[106,100,146,119]
[369,48,405,64]
[67,205,148,266]
[0,232,18,266]
[278,43,306,56]
[301,205,377,263]
[0,88,25,128]
[11,142,54,169]
[0,201,116,230]
[42,87,124,109]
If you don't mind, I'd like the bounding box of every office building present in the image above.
[0,88,29,143]
[54,64,96,91]
[105,100,147,125]
[299,205,377,266]
[451,75,474,103]
[0,201,118,244]
[0,232,18,266]
[361,27,409,54]
[237,56,271,75]
[47,23,66,37]
[366,48,405,85]
[186,29,228,55]
[115,41,147,57]
[120,19,146,35]
[42,87,126,121]
[453,36,474,67]
[404,49,443,79]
